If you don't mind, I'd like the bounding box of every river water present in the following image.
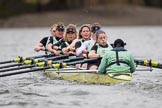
[0,26,162,108]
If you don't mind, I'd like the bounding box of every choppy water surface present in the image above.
[0,26,162,108]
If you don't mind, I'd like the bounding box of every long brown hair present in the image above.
[78,24,91,39]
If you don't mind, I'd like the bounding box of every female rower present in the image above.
[34,23,57,54]
[61,24,77,56]
[47,22,65,55]
[76,22,101,57]
[75,24,92,57]
[87,29,112,70]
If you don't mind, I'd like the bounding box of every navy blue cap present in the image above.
[56,25,65,31]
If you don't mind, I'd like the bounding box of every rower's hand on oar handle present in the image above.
[82,49,88,54]
[98,54,101,58]
[69,52,76,56]
[34,46,45,52]
[69,47,75,51]
[53,46,60,51]
[52,50,60,56]
[82,50,89,58]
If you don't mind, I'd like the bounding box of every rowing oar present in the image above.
[0,56,85,73]
[55,70,98,74]
[0,55,68,69]
[0,54,56,65]
[135,59,162,69]
[0,58,98,77]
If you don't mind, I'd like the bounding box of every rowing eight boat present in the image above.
[43,67,132,85]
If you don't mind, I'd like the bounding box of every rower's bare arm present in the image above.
[34,43,45,52]
[47,43,54,52]
[47,43,60,55]
[53,50,60,56]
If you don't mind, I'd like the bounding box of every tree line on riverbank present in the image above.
[0,0,162,18]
